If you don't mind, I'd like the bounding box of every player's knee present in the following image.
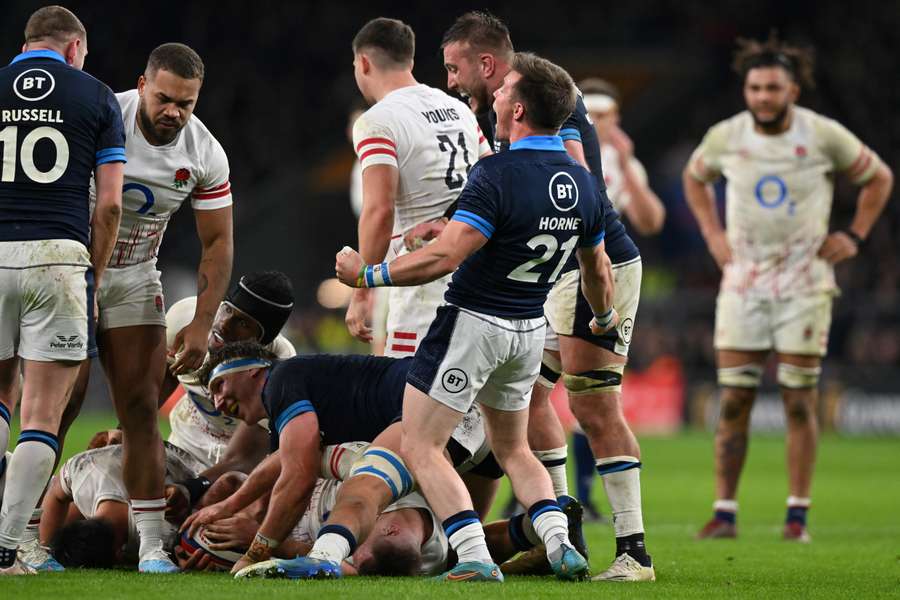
[349,447,414,502]
[777,363,821,390]
[204,471,245,505]
[784,395,815,425]
[719,388,755,422]
[717,363,763,389]
[562,364,624,396]
[536,351,562,390]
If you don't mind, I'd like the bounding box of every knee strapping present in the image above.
[348,447,413,501]
[717,364,763,388]
[777,363,821,389]
[562,364,624,395]
[536,351,562,389]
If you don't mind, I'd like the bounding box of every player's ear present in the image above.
[479,53,495,78]
[137,75,147,94]
[63,38,79,65]
[788,81,800,103]
[360,53,372,75]
[513,100,525,123]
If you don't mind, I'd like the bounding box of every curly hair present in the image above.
[732,31,815,89]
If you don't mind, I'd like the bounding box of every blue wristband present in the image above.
[594,308,614,328]
[362,262,393,288]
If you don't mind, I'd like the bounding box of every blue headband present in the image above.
[208,357,271,387]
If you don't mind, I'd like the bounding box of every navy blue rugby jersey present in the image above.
[488,93,639,265]
[262,354,412,450]
[0,49,125,246]
[445,135,605,319]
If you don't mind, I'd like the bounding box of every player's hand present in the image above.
[169,319,209,375]
[204,516,259,551]
[404,219,447,251]
[335,246,365,288]
[589,308,619,336]
[231,555,255,575]
[165,484,191,524]
[345,289,374,343]
[817,231,859,264]
[706,230,733,270]
[181,501,234,537]
[174,545,222,572]
[607,125,634,161]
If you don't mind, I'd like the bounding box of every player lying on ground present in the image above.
[183,342,489,574]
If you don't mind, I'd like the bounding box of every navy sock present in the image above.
[786,505,808,526]
[616,532,651,567]
[715,510,736,524]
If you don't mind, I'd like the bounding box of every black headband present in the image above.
[224,277,293,345]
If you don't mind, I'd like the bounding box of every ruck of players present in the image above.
[0,4,892,591]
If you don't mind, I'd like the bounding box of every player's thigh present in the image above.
[0,267,20,361]
[99,324,167,399]
[401,385,465,454]
[773,293,833,357]
[474,317,546,413]
[714,291,773,353]
[96,260,166,332]
[384,275,450,358]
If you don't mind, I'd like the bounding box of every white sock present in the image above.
[0,405,10,463]
[597,456,644,537]
[447,521,492,564]
[308,532,352,563]
[20,508,42,545]
[0,433,57,552]
[131,498,167,560]
[530,501,569,558]
[534,446,569,497]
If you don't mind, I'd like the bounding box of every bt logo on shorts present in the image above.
[50,334,83,350]
[441,368,469,393]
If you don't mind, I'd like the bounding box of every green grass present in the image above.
[3,414,899,598]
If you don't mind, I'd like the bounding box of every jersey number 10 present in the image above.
[0,125,69,184]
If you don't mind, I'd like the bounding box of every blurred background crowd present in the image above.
[4,0,897,430]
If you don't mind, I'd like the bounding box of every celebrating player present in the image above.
[441,12,655,581]
[0,6,124,575]
[684,34,893,541]
[344,17,490,357]
[53,42,233,573]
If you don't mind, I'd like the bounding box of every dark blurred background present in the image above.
[5,0,897,429]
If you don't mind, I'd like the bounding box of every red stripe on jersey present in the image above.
[478,135,486,143]
[356,137,396,152]
[193,187,232,200]
[849,150,872,177]
[391,344,416,353]
[330,446,345,479]
[393,331,417,340]
[360,147,397,162]
[194,181,230,193]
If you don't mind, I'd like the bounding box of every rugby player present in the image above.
[261,52,613,584]
[0,6,125,575]
[182,342,487,575]
[441,12,655,581]
[54,42,233,573]
[344,18,490,357]
[684,34,892,542]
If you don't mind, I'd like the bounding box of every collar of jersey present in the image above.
[509,135,565,152]
[11,49,67,65]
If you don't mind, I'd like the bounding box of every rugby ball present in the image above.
[179,526,245,569]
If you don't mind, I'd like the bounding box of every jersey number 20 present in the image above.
[0,126,69,184]
[508,234,578,283]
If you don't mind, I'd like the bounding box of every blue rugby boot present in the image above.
[549,543,590,581]
[235,556,342,580]
[435,561,504,582]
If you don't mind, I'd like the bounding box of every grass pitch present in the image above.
[3,414,898,598]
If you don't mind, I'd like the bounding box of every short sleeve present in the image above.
[579,181,607,248]
[559,109,582,143]
[688,122,728,183]
[58,457,73,498]
[451,164,499,239]
[476,124,492,156]
[353,111,398,171]
[263,362,315,437]
[191,139,232,210]
[94,86,126,166]
[817,117,881,184]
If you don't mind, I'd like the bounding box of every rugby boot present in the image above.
[435,560,503,582]
[558,495,589,560]
[138,549,180,573]
[0,558,37,576]
[782,522,811,543]
[592,552,655,582]
[500,544,552,575]
[235,556,342,579]
[695,517,737,539]
[549,543,590,581]
[18,538,64,572]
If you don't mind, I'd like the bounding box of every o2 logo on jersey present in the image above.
[441,368,469,394]
[754,175,788,209]
[13,69,56,102]
[548,172,579,212]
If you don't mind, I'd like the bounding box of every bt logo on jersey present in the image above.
[548,171,579,212]
[13,69,56,102]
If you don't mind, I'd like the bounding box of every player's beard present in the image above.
[138,101,180,146]
[750,103,791,133]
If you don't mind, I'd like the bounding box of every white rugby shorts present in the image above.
[96,259,166,331]
[384,274,451,358]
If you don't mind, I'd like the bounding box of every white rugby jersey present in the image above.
[600,144,649,213]
[57,443,202,559]
[353,84,490,238]
[165,296,295,466]
[688,106,881,298]
[292,479,448,576]
[97,89,232,267]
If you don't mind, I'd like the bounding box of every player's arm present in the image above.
[90,162,124,286]
[337,219,486,288]
[563,139,588,168]
[234,414,320,572]
[171,206,234,375]
[609,127,665,235]
[683,163,731,270]
[577,239,617,334]
[39,476,74,545]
